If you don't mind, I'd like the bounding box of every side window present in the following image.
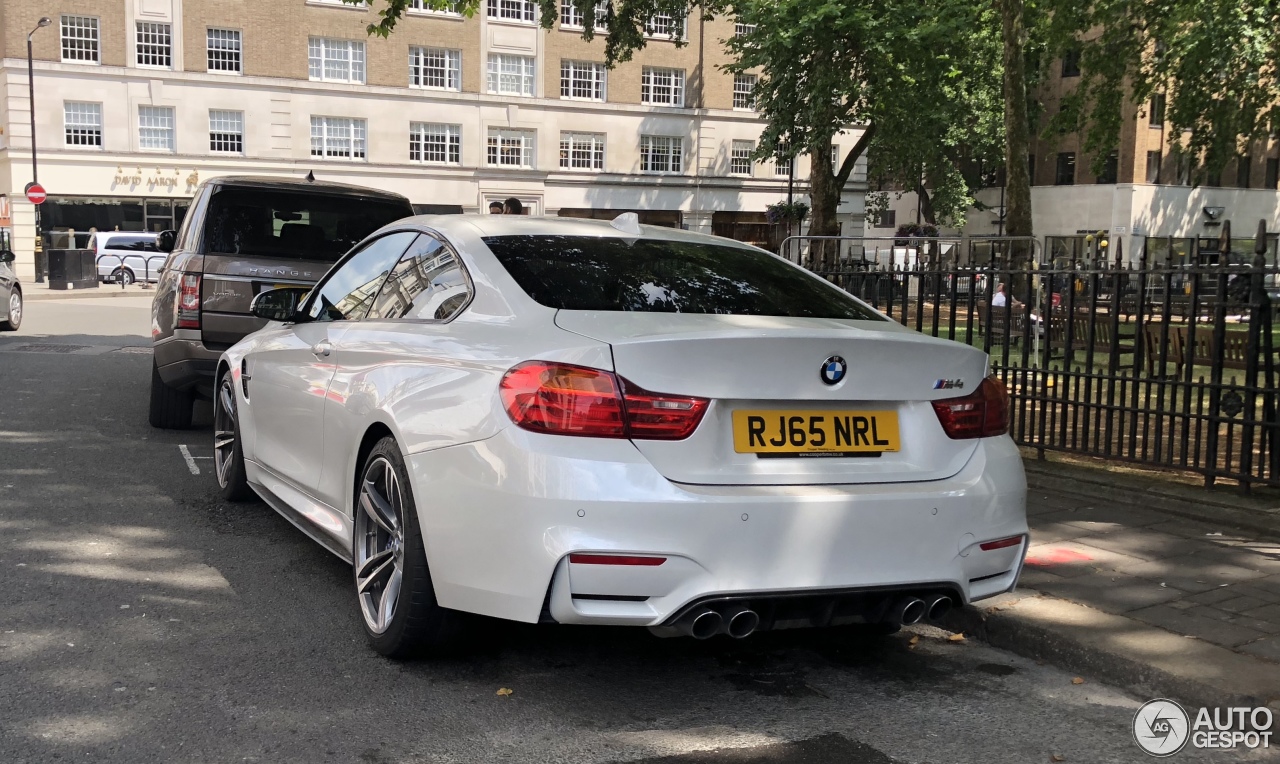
[368,234,472,321]
[306,231,417,322]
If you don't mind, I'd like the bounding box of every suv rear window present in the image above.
[482,235,886,320]
[204,187,411,261]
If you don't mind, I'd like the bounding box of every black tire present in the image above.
[111,268,135,286]
[213,369,252,502]
[0,288,20,331]
[149,360,194,429]
[354,437,466,658]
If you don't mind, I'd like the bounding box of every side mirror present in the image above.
[0,250,14,264]
[250,287,311,322]
[157,230,177,253]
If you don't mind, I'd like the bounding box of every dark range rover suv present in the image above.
[150,176,414,428]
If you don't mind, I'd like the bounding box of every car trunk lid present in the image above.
[554,311,989,486]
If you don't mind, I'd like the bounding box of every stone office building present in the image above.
[0,0,868,281]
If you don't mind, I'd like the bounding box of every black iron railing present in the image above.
[787,230,1280,490]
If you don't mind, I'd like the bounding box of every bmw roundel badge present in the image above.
[820,356,847,385]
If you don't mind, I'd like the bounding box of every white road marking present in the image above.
[178,445,200,475]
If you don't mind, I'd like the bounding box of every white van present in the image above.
[92,231,163,285]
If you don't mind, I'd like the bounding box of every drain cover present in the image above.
[114,346,153,354]
[7,344,91,353]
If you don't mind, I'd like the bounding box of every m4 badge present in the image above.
[933,379,965,390]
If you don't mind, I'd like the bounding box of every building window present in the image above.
[309,38,366,84]
[1176,154,1191,185]
[138,106,175,152]
[487,53,535,96]
[487,0,536,23]
[207,28,242,73]
[646,13,683,38]
[1061,48,1081,77]
[310,116,367,160]
[409,0,461,13]
[640,135,683,173]
[730,140,753,176]
[1055,152,1076,185]
[641,67,685,106]
[1149,94,1165,127]
[735,21,756,37]
[409,47,461,90]
[409,122,461,164]
[560,0,606,30]
[1146,150,1162,184]
[1236,155,1252,188]
[559,132,605,170]
[136,22,172,68]
[775,150,793,178]
[1205,166,1222,187]
[831,144,840,168]
[872,209,896,229]
[487,128,535,168]
[560,60,606,101]
[1266,158,1279,190]
[209,110,244,153]
[60,15,100,63]
[1028,154,1036,185]
[733,73,756,110]
[1096,151,1118,184]
[64,102,102,147]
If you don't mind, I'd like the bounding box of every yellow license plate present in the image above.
[731,410,901,455]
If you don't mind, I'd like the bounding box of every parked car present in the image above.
[214,214,1029,657]
[92,231,163,285]
[0,248,20,331]
[150,176,415,429]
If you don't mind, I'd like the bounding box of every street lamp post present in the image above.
[27,16,51,282]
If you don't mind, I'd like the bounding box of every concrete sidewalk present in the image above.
[947,458,1280,710]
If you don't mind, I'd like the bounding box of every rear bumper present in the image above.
[406,429,1028,627]
[154,333,219,395]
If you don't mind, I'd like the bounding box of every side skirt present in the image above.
[246,460,353,564]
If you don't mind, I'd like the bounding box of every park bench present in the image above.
[976,302,1026,347]
[1142,324,1253,376]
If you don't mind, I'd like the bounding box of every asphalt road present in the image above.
[0,296,1265,763]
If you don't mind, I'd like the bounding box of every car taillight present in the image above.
[500,361,709,440]
[177,273,201,329]
[931,376,1009,439]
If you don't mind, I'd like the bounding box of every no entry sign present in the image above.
[24,182,46,205]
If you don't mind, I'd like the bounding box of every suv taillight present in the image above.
[931,376,1009,439]
[177,273,201,329]
[500,361,709,440]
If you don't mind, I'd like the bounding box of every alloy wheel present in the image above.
[354,456,405,635]
[8,293,20,326]
[213,377,237,488]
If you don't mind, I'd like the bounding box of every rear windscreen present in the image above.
[204,188,412,261]
[482,235,886,320]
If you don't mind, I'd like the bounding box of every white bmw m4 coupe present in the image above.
[215,214,1027,657]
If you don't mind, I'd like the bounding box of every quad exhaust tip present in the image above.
[686,607,723,640]
[927,595,953,622]
[891,597,927,626]
[723,606,760,639]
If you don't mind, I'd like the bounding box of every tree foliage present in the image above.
[1046,0,1280,178]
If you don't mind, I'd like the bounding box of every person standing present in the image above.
[503,197,524,215]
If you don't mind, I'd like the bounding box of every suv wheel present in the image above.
[0,289,21,331]
[111,268,135,286]
[149,360,194,429]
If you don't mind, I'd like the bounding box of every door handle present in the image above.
[311,340,332,358]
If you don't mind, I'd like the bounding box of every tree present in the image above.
[355,0,1008,247]
[1048,0,1280,181]
[999,0,1034,256]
